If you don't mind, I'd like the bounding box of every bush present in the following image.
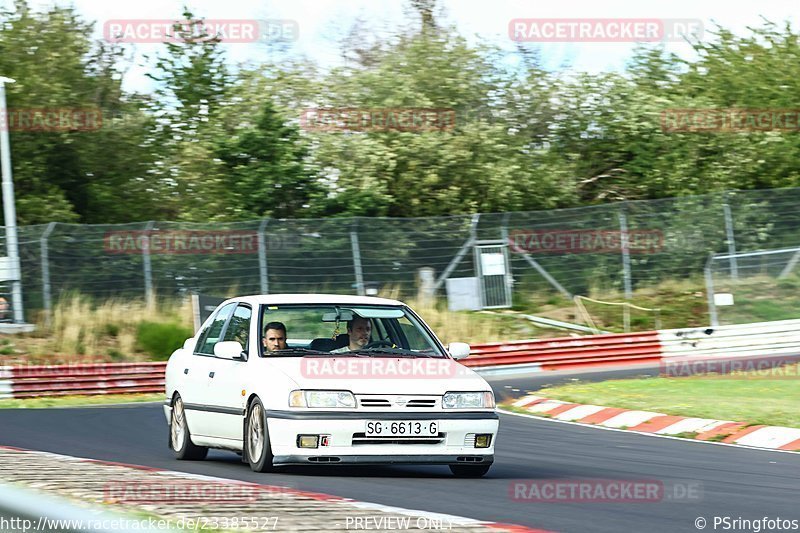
[136,322,193,361]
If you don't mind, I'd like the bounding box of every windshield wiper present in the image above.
[352,347,438,357]
[270,347,329,356]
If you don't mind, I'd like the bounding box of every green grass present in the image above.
[536,363,800,428]
[0,393,164,409]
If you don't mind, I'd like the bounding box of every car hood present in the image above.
[265,356,489,395]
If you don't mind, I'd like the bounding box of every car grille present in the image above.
[359,398,391,408]
[351,432,445,445]
[357,395,439,409]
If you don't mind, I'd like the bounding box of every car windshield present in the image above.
[259,304,446,358]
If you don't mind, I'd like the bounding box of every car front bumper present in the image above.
[266,410,498,466]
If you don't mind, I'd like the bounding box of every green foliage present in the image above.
[216,100,320,218]
[4,0,800,223]
[135,321,193,360]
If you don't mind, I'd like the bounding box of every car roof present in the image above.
[224,293,406,307]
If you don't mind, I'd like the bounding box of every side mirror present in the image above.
[448,342,470,360]
[183,338,195,351]
[214,341,246,360]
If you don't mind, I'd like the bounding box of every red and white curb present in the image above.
[508,395,800,452]
[0,445,546,533]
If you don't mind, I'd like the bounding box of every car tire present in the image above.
[245,397,274,472]
[449,464,491,477]
[170,395,208,460]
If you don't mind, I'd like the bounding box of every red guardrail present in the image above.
[463,331,663,371]
[0,332,664,398]
[3,362,167,398]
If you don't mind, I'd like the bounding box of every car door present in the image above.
[184,302,237,437]
[204,303,252,442]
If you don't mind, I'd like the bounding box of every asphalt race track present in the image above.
[2,374,799,533]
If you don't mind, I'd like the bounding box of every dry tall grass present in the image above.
[13,287,532,364]
[30,293,192,361]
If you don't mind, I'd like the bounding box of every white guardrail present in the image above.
[659,319,800,360]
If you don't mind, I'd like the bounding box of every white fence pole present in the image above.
[618,210,632,299]
[258,219,269,294]
[143,221,154,307]
[40,222,56,326]
[351,221,365,296]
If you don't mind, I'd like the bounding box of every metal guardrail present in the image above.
[0,362,166,399]
[660,319,800,360]
[463,332,663,371]
[1,320,799,397]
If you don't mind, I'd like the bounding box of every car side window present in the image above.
[222,304,252,351]
[195,303,237,355]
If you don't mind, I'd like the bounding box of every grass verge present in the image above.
[534,362,800,429]
[0,393,164,409]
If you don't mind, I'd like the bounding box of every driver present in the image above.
[331,316,371,353]
[263,321,288,353]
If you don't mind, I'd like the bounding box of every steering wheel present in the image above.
[364,339,393,349]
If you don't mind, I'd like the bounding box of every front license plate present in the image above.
[365,420,439,437]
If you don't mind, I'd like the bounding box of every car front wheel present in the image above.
[245,397,274,472]
[170,396,208,460]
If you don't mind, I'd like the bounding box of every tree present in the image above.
[0,0,159,224]
[216,100,320,218]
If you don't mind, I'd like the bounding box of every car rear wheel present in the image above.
[449,464,491,477]
[245,398,274,472]
[170,396,208,460]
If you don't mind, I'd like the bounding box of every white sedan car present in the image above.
[164,294,499,477]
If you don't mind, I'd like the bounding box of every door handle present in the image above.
[209,371,215,378]
[184,368,189,375]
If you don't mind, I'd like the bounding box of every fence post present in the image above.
[705,253,719,327]
[433,214,480,292]
[258,219,269,294]
[350,220,365,296]
[722,194,738,279]
[618,209,632,299]
[500,212,514,305]
[40,222,56,327]
[143,221,154,308]
[507,209,572,299]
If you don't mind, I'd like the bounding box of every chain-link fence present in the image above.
[705,246,800,326]
[6,187,800,324]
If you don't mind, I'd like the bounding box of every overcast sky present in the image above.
[7,0,799,92]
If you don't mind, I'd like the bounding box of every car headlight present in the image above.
[289,390,356,408]
[442,391,495,409]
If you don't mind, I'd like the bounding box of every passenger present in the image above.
[262,321,288,353]
[331,317,371,353]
